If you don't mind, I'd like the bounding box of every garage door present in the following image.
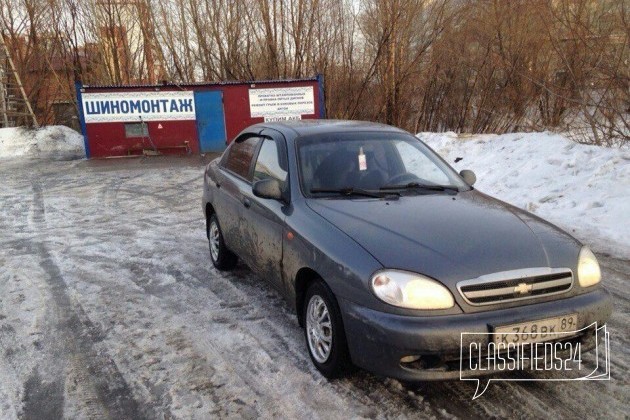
[194,91,227,153]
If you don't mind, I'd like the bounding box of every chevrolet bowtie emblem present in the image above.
[514,282,533,295]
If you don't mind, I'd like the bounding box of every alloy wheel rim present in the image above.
[209,221,220,261]
[306,295,333,363]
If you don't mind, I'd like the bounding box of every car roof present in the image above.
[253,119,408,139]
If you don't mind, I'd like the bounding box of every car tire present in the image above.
[303,280,351,378]
[208,213,238,270]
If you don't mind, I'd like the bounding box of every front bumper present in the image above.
[339,288,612,381]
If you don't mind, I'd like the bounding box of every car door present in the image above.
[216,133,262,259]
[240,129,289,291]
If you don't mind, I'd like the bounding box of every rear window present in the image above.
[223,136,261,180]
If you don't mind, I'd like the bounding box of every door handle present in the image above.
[243,198,251,208]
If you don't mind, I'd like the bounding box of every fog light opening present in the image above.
[400,355,421,364]
[400,354,445,371]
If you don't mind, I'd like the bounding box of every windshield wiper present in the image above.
[380,182,459,193]
[310,187,387,198]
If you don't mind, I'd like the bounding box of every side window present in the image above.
[223,136,261,180]
[253,139,287,183]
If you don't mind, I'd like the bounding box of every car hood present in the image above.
[306,190,581,287]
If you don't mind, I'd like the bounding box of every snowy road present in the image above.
[0,157,627,419]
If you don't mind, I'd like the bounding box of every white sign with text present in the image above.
[249,86,315,118]
[82,91,196,123]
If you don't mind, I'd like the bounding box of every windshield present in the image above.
[297,131,468,197]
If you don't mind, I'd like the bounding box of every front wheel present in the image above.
[303,280,351,378]
[208,214,238,270]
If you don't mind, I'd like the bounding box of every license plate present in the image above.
[493,314,578,345]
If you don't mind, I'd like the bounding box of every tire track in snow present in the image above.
[21,181,146,420]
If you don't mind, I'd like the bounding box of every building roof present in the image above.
[81,76,319,90]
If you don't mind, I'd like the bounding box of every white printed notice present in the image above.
[249,86,315,120]
[82,91,196,123]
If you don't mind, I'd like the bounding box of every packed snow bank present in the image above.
[0,126,85,159]
[419,131,630,259]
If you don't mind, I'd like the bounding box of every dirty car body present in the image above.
[202,120,612,380]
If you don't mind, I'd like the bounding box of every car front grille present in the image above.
[457,267,574,306]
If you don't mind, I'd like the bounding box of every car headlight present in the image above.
[577,246,601,287]
[371,270,455,310]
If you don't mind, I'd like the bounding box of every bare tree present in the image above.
[0,0,626,145]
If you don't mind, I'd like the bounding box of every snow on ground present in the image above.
[0,126,85,160]
[0,155,628,419]
[419,131,630,259]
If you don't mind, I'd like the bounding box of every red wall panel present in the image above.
[220,80,321,142]
[86,120,199,158]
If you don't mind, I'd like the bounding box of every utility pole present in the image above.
[0,32,38,128]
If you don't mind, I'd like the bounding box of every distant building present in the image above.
[95,0,165,84]
[77,77,325,158]
[3,33,95,128]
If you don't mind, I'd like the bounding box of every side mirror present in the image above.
[253,178,283,200]
[459,169,476,186]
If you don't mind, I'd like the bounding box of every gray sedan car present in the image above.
[202,120,612,380]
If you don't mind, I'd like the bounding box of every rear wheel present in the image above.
[208,213,238,270]
[303,280,351,378]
